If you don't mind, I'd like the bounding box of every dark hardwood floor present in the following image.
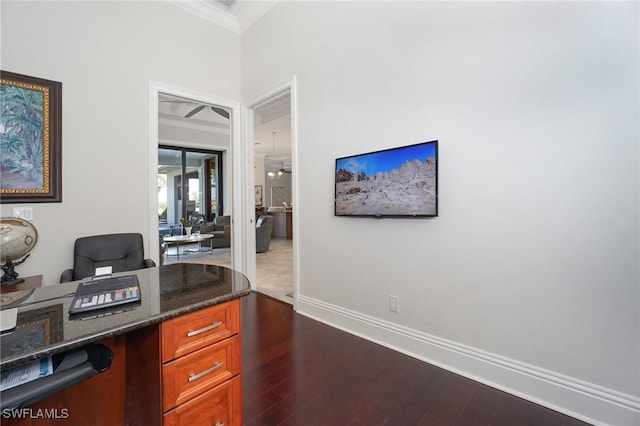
[241,293,590,426]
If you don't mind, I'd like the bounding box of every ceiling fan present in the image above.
[161,99,230,119]
[268,163,291,179]
[277,163,292,174]
[185,105,229,119]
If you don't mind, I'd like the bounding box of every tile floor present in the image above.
[163,238,294,304]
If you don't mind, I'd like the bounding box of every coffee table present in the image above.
[163,234,214,261]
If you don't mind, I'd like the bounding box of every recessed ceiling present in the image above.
[158,92,291,163]
[158,93,231,147]
[215,0,235,9]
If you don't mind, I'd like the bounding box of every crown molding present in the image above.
[167,0,239,32]
[166,0,278,34]
[233,1,278,33]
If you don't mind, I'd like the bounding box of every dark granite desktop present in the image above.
[0,263,251,371]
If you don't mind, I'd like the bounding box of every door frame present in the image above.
[243,75,299,309]
[149,81,245,273]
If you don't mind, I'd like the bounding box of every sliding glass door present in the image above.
[158,146,223,231]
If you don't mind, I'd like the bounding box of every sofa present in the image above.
[198,215,231,249]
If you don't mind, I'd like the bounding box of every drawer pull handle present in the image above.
[215,423,224,426]
[188,362,223,382]
[187,321,223,337]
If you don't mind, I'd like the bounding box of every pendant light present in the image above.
[267,131,278,180]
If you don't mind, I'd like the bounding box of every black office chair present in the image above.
[60,233,156,283]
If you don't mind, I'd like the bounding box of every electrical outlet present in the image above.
[389,295,399,313]
[13,207,33,220]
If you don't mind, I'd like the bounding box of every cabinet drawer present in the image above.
[164,376,241,426]
[162,300,239,361]
[163,335,240,411]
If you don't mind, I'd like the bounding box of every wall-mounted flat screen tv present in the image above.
[335,140,438,218]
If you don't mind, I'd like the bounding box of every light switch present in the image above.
[13,207,33,220]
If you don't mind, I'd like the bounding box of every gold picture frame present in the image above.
[0,71,62,203]
[255,185,263,207]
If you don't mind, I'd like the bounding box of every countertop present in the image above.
[0,263,251,370]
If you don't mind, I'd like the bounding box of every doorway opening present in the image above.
[251,88,295,305]
[151,86,237,268]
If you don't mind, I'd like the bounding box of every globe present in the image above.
[0,217,38,284]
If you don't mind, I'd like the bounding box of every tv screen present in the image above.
[335,140,438,218]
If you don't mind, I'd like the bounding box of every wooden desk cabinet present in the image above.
[1,264,249,426]
[3,299,243,426]
[271,210,293,240]
[161,300,242,425]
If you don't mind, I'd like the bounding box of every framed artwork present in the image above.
[255,185,263,207]
[271,186,285,207]
[0,71,62,203]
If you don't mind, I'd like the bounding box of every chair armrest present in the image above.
[60,269,74,283]
[143,259,156,268]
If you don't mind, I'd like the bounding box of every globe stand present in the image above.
[1,277,25,286]
[1,255,29,286]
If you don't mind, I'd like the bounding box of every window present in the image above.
[158,146,224,226]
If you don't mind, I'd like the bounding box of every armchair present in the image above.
[256,215,274,253]
[60,233,156,283]
[198,215,231,249]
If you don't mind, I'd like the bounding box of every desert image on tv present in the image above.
[335,143,437,216]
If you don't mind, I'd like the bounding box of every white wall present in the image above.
[0,1,241,285]
[254,153,266,203]
[242,2,639,424]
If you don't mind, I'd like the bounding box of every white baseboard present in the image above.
[297,295,640,426]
